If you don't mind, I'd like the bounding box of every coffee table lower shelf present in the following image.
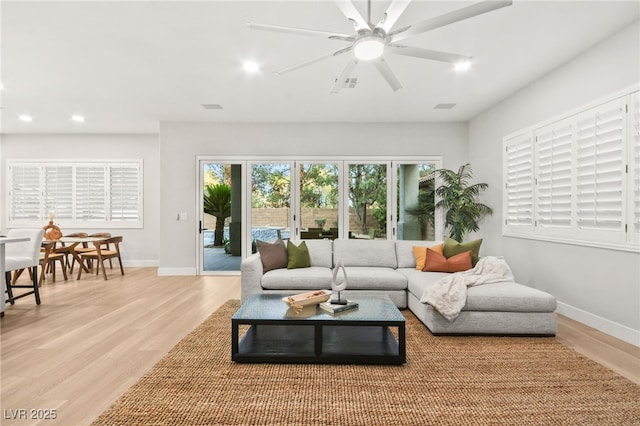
[233,323,405,365]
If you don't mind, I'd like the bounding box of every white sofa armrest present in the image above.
[240,253,264,302]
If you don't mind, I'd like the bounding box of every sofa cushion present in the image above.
[261,267,333,290]
[290,239,333,268]
[342,267,407,290]
[401,268,556,313]
[334,239,398,268]
[256,239,287,272]
[395,240,444,268]
[287,240,311,269]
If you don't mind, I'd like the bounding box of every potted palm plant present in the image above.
[435,163,492,242]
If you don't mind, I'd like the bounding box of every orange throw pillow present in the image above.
[413,244,443,270]
[423,248,472,273]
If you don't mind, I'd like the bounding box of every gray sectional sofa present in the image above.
[241,239,557,335]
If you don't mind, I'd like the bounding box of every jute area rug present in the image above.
[93,300,639,426]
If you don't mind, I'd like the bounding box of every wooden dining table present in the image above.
[41,236,121,281]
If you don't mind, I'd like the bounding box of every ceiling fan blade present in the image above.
[334,0,371,32]
[247,22,353,40]
[375,0,412,33]
[372,57,402,92]
[390,1,512,43]
[275,46,352,76]
[388,45,471,63]
[330,58,359,93]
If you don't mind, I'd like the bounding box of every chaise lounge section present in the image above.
[241,239,557,335]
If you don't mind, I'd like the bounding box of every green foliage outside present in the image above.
[204,183,231,246]
[435,163,492,242]
[348,164,387,235]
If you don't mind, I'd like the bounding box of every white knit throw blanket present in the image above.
[420,256,515,322]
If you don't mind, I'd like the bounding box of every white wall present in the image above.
[158,122,468,274]
[468,21,640,345]
[0,133,160,266]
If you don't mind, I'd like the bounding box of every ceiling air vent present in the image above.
[434,103,456,110]
[201,104,223,110]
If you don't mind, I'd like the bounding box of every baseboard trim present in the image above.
[125,260,159,267]
[157,267,197,276]
[556,301,640,347]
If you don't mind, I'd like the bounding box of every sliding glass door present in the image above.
[249,162,293,249]
[393,162,438,241]
[199,161,244,274]
[297,162,341,240]
[346,162,390,239]
[197,156,441,274]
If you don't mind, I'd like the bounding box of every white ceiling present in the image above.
[1,1,638,134]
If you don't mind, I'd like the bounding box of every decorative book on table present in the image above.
[319,300,358,314]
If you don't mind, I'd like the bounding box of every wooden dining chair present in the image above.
[39,249,68,283]
[77,236,124,280]
[55,232,88,272]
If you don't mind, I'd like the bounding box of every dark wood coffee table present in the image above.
[231,294,406,364]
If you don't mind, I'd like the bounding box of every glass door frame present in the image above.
[196,157,247,276]
[390,158,444,242]
[293,159,344,240]
[246,159,296,252]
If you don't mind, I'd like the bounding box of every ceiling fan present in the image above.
[247,0,512,93]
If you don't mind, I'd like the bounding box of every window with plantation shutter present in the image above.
[631,91,640,243]
[575,98,625,240]
[76,165,107,222]
[6,160,143,228]
[503,87,639,252]
[8,163,42,222]
[535,122,573,231]
[504,133,534,231]
[109,164,141,222]
[43,165,74,221]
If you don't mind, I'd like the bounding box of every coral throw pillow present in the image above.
[423,248,472,273]
[413,244,443,270]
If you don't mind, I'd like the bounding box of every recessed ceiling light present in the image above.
[18,114,33,122]
[454,61,472,72]
[242,61,260,73]
[71,114,85,122]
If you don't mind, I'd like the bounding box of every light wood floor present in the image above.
[1,267,638,426]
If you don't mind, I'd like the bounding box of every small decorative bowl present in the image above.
[282,290,331,311]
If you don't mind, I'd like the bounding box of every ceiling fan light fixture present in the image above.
[354,36,385,61]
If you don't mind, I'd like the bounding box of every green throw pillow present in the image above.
[442,237,482,266]
[287,240,311,269]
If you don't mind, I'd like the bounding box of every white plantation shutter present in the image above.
[8,163,42,222]
[43,165,73,221]
[575,98,625,236]
[503,88,639,251]
[536,122,573,230]
[109,164,141,222]
[76,165,107,222]
[631,91,640,242]
[7,160,143,228]
[504,133,534,229]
